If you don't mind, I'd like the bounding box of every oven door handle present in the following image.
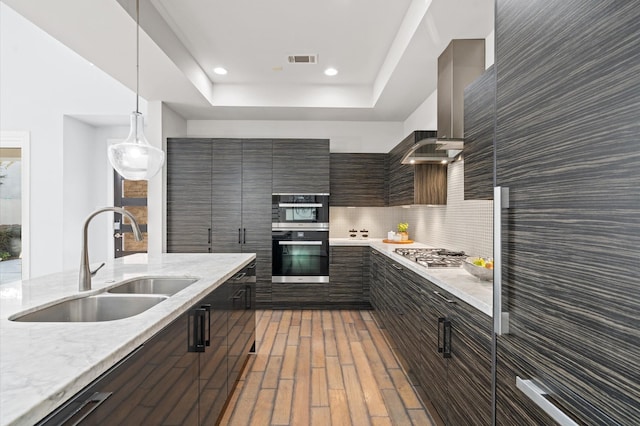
[278,241,323,246]
[278,203,323,208]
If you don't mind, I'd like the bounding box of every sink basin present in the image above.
[11,294,168,322]
[107,277,199,296]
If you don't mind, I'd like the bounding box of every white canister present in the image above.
[387,231,395,240]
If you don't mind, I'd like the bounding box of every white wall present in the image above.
[61,119,132,271]
[188,120,404,154]
[0,4,140,278]
[146,101,187,254]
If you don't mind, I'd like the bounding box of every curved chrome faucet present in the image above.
[79,207,143,291]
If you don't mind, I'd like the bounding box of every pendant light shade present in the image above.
[108,112,165,180]
[108,0,164,180]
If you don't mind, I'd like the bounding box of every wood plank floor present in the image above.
[220,310,435,426]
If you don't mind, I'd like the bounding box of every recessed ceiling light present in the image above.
[213,67,228,75]
[324,67,338,76]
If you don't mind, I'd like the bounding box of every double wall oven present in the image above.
[272,194,329,283]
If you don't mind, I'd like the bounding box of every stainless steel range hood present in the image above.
[402,39,485,165]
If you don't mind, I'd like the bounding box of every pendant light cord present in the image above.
[135,0,140,114]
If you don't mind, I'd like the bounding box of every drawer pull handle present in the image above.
[391,263,403,271]
[516,377,578,426]
[434,291,456,304]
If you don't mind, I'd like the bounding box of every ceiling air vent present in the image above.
[287,54,318,64]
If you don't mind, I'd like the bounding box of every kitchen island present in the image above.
[330,238,493,316]
[0,253,255,426]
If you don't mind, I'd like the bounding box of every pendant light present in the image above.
[108,0,165,180]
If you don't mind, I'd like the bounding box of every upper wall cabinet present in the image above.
[388,131,447,206]
[464,65,495,200]
[272,139,330,194]
[330,153,387,207]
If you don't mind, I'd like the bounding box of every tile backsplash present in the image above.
[330,161,493,257]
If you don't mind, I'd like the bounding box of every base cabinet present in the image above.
[370,252,492,425]
[328,246,369,307]
[38,266,256,426]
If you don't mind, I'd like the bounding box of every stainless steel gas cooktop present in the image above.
[394,248,466,268]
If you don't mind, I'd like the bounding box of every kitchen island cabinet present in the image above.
[0,253,255,426]
[37,267,255,426]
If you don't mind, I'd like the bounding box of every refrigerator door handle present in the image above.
[494,186,510,335]
[516,377,579,426]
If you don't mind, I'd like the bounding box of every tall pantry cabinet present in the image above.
[167,138,273,306]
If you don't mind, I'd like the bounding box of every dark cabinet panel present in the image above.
[330,153,387,207]
[447,296,492,425]
[388,131,447,206]
[167,139,212,253]
[272,139,330,194]
[168,138,272,307]
[329,246,369,306]
[211,140,242,252]
[463,65,495,200]
[241,140,273,307]
[271,282,328,308]
[495,1,640,424]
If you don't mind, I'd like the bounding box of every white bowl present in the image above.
[463,257,493,282]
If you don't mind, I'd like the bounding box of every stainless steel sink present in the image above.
[107,277,198,296]
[11,294,168,322]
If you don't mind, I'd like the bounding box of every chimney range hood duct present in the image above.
[402,39,485,165]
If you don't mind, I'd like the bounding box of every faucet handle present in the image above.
[90,262,106,276]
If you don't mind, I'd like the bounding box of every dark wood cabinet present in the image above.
[272,139,330,194]
[38,266,256,426]
[166,139,213,253]
[168,138,272,307]
[240,140,273,307]
[369,252,492,425]
[463,65,495,200]
[368,248,388,326]
[388,131,447,206]
[329,153,387,206]
[328,246,369,307]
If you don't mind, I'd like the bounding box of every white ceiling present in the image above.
[3,0,493,122]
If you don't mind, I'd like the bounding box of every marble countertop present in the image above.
[0,253,255,426]
[330,238,493,317]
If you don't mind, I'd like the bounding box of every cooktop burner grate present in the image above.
[394,248,466,268]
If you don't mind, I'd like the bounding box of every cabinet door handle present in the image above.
[238,228,242,244]
[207,228,212,244]
[437,317,445,353]
[516,377,579,426]
[391,263,403,271]
[233,272,247,281]
[232,288,246,302]
[434,291,456,304]
[443,319,452,358]
[188,308,206,353]
[245,284,252,309]
[243,228,247,244]
[371,250,379,255]
[57,391,113,425]
[247,262,257,269]
[201,304,211,346]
